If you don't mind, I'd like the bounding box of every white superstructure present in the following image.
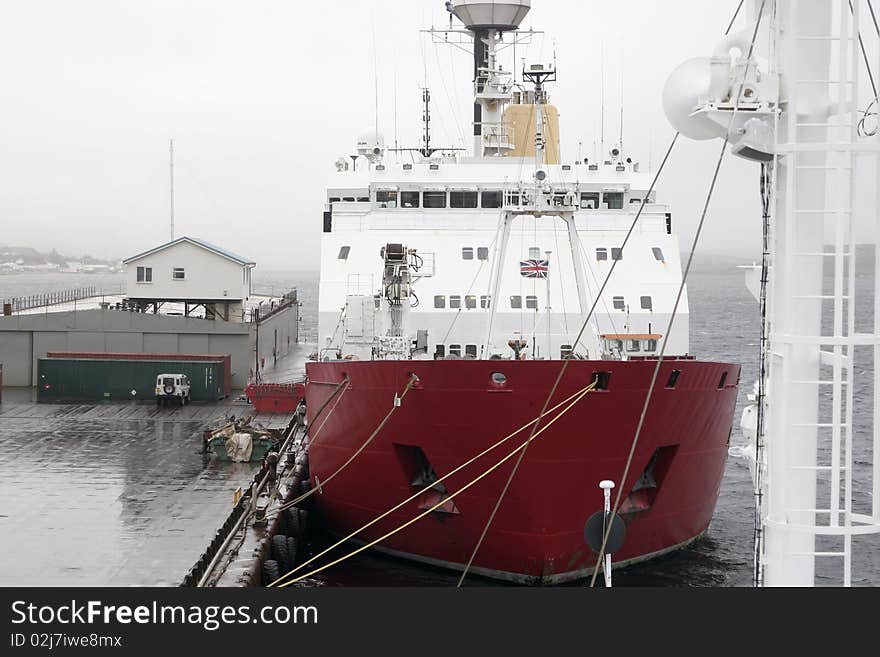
[317,1,688,363]
[318,158,687,362]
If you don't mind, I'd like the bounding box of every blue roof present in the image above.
[123,236,256,266]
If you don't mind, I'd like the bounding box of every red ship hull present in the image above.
[304,358,740,583]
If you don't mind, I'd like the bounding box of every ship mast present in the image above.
[759,0,880,587]
[447,0,531,157]
[666,0,880,586]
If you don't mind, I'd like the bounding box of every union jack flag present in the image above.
[520,259,549,278]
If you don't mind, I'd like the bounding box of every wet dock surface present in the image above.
[0,398,257,586]
[0,347,310,587]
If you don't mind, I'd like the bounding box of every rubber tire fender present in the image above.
[286,536,299,567]
[296,509,309,536]
[272,534,292,573]
[284,508,302,538]
[262,559,280,587]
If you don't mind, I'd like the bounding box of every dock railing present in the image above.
[2,286,101,314]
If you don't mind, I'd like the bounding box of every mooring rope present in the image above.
[273,382,595,587]
[268,381,597,587]
[276,373,418,514]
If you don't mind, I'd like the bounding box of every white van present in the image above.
[155,374,191,407]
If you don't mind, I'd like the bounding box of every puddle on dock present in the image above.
[0,397,259,586]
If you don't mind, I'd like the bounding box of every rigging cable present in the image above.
[726,0,746,36]
[852,0,878,97]
[588,0,769,588]
[753,161,773,587]
[456,133,682,586]
[870,0,880,36]
[849,0,880,136]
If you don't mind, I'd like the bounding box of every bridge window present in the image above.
[596,248,608,261]
[580,192,600,209]
[646,339,658,352]
[561,344,574,359]
[449,344,462,357]
[652,247,665,261]
[450,190,478,208]
[510,295,522,309]
[612,296,625,310]
[604,192,624,210]
[465,344,478,358]
[641,295,653,310]
[376,190,398,208]
[526,295,538,309]
[605,339,624,353]
[529,247,541,259]
[477,247,489,261]
[480,295,491,309]
[401,191,420,208]
[357,197,370,203]
[465,295,477,309]
[423,191,447,208]
[338,246,351,260]
[434,344,446,358]
[462,247,474,260]
[628,339,641,352]
[611,248,623,261]
[434,295,446,309]
[450,295,462,309]
[481,191,503,208]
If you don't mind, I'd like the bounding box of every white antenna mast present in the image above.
[169,139,174,241]
[618,40,624,154]
[372,12,379,136]
[600,39,606,159]
[394,66,399,153]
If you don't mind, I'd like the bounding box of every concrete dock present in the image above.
[0,347,310,586]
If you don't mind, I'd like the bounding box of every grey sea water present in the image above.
[1,267,876,586]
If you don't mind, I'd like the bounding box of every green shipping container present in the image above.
[37,358,226,402]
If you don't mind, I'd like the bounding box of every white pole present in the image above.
[763,0,829,586]
[170,139,175,241]
[545,249,552,360]
[600,479,615,588]
[482,214,513,358]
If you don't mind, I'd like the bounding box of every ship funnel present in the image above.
[451,0,531,32]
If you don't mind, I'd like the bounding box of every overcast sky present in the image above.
[0,0,825,269]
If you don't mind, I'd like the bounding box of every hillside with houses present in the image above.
[0,246,122,274]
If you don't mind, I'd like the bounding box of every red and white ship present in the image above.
[304,0,740,583]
